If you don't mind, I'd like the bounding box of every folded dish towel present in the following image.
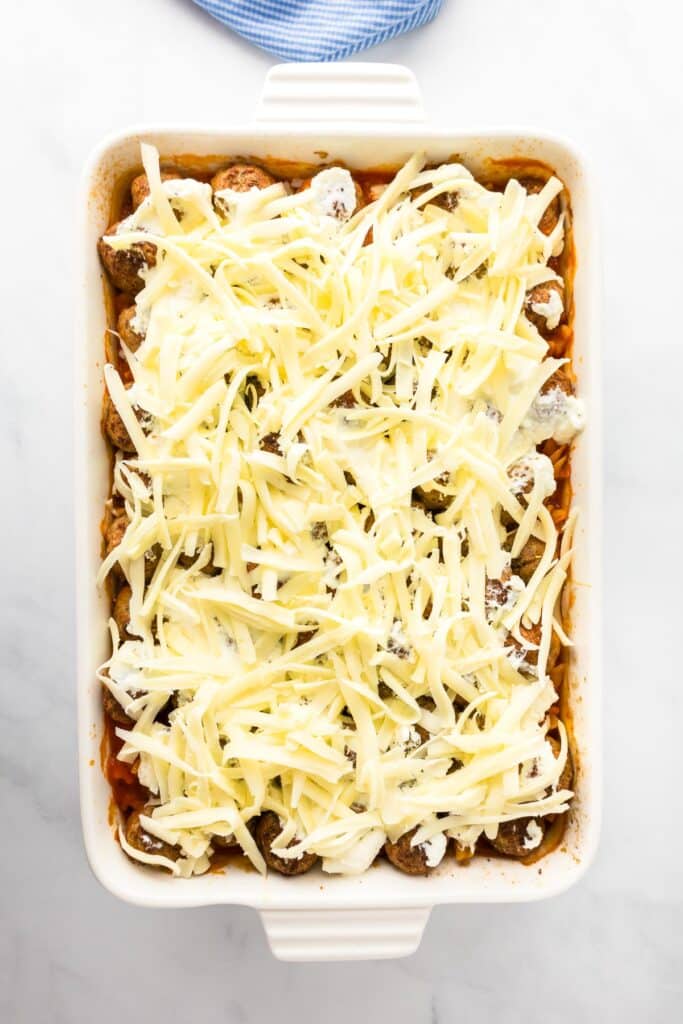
[191,0,444,62]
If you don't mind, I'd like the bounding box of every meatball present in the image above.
[366,182,387,203]
[211,163,276,193]
[104,512,128,557]
[384,827,432,876]
[540,366,574,398]
[351,179,366,214]
[507,460,536,498]
[98,222,157,295]
[113,585,133,639]
[413,478,451,512]
[143,543,161,584]
[329,390,357,408]
[412,181,459,213]
[558,747,574,793]
[130,170,180,210]
[260,432,282,455]
[508,620,561,672]
[520,176,562,235]
[509,620,542,670]
[124,810,180,864]
[485,566,513,612]
[490,816,546,857]
[102,390,135,452]
[117,306,144,351]
[549,735,574,792]
[103,387,154,454]
[512,536,545,583]
[293,629,317,648]
[104,516,159,584]
[177,549,221,577]
[253,811,317,876]
[428,190,460,212]
[243,374,266,411]
[525,280,564,334]
[102,684,133,728]
[211,832,238,851]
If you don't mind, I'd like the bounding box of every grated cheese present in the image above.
[99,147,583,875]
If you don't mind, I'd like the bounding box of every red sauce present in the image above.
[101,713,148,814]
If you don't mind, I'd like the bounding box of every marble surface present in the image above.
[1,0,681,1019]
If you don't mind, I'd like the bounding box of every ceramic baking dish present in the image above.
[76,63,602,962]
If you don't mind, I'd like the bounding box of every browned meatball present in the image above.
[412,452,453,511]
[507,459,536,498]
[490,816,546,857]
[509,618,540,667]
[330,390,357,408]
[113,585,133,639]
[244,374,266,411]
[520,177,562,235]
[485,566,512,612]
[260,432,282,455]
[104,515,159,584]
[525,280,564,334]
[513,536,546,583]
[102,684,134,728]
[428,190,460,212]
[117,307,144,351]
[508,620,561,672]
[104,512,128,557]
[124,810,180,864]
[177,548,222,577]
[143,544,161,584]
[211,832,238,850]
[549,735,574,792]
[211,164,277,193]
[366,182,387,203]
[102,390,135,452]
[98,222,157,295]
[412,181,459,213]
[413,472,452,512]
[130,170,180,210]
[351,179,366,213]
[293,629,317,648]
[384,827,433,876]
[253,811,318,876]
[540,366,574,397]
[558,747,574,793]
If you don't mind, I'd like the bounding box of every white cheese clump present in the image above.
[508,451,556,499]
[309,167,358,221]
[419,832,448,868]
[525,388,585,444]
[522,819,544,850]
[529,288,563,330]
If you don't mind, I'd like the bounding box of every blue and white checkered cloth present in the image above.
[191,0,444,62]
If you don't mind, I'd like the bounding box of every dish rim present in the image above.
[75,91,601,959]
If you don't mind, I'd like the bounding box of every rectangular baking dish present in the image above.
[76,63,602,962]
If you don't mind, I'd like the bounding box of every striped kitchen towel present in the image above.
[191,0,444,62]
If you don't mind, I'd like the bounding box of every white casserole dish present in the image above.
[76,63,602,962]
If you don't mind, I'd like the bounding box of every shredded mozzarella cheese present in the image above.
[99,146,582,875]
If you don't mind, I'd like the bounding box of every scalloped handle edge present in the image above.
[260,906,431,961]
[255,63,425,124]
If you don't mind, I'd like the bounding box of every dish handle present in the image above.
[259,906,431,962]
[254,63,424,124]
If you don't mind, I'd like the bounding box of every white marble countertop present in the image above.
[2,0,681,1019]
